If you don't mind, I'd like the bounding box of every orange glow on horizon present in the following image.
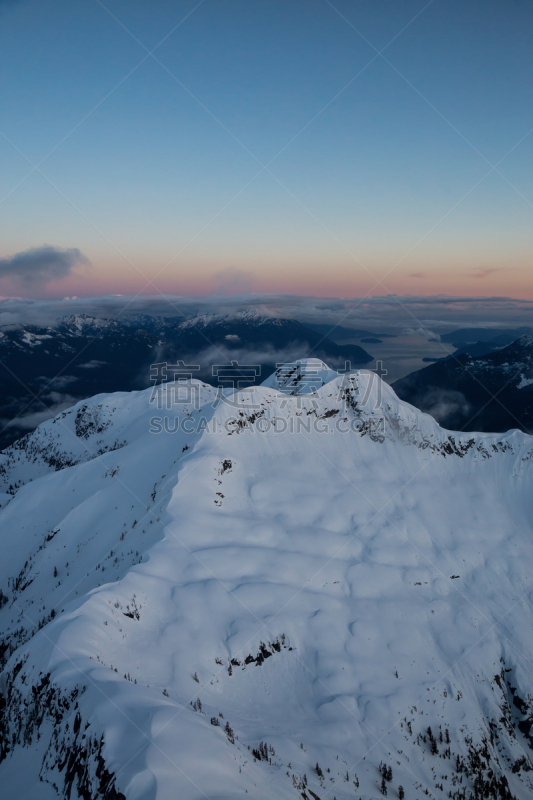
[11,260,530,303]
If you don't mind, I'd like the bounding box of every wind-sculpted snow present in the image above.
[1,364,533,799]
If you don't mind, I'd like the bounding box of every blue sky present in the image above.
[0,0,532,299]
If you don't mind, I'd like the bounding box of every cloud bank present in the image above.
[0,293,531,334]
[0,246,90,286]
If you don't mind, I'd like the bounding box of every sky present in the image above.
[0,0,532,301]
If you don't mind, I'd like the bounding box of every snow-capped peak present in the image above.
[261,357,341,394]
[1,368,533,800]
[60,313,117,332]
[177,310,289,329]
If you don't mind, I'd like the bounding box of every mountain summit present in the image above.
[0,314,372,450]
[1,365,532,799]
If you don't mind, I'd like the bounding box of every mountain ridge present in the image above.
[393,335,533,434]
[0,314,372,451]
[1,365,533,799]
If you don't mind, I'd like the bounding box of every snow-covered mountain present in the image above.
[393,335,533,434]
[1,362,533,800]
[0,314,372,451]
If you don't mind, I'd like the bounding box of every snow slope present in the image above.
[1,364,533,800]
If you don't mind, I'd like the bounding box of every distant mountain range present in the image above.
[440,327,533,347]
[393,335,533,433]
[0,312,372,450]
[420,327,533,362]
